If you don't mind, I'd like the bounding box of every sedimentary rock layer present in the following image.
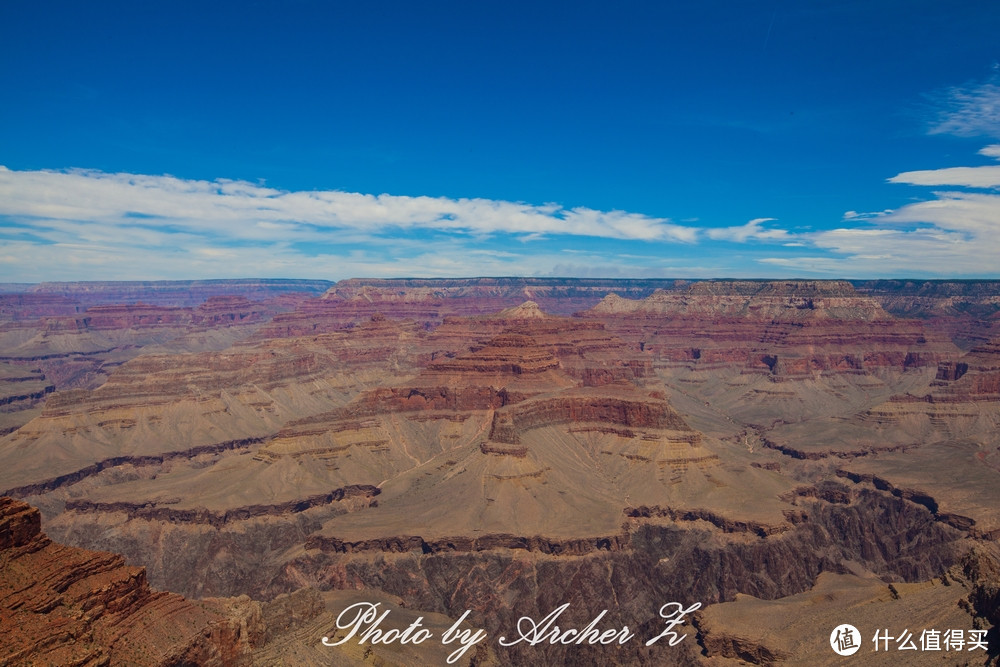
[0,496,262,666]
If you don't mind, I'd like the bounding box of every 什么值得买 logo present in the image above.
[830,624,861,656]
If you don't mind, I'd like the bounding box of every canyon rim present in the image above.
[2,277,1000,665]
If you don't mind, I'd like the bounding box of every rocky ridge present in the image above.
[0,496,262,666]
[583,281,954,378]
[1,496,496,666]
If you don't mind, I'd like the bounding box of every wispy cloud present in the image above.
[927,80,1000,138]
[4,145,1000,281]
[0,166,712,281]
[890,168,1000,188]
[980,144,1000,158]
[889,167,1000,188]
[889,143,1000,188]
[762,146,1000,276]
[0,166,696,243]
[842,209,894,220]
[705,218,790,243]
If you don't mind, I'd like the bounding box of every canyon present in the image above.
[1,277,999,665]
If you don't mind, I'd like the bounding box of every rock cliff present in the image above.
[0,496,263,666]
[583,281,955,379]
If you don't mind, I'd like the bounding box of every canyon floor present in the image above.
[2,277,999,666]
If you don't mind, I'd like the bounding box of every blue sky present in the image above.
[2,0,1000,281]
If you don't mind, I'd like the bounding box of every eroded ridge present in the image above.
[0,496,262,666]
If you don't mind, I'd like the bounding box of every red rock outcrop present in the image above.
[583,280,956,376]
[488,389,691,444]
[927,339,1000,400]
[428,332,560,375]
[856,279,1000,349]
[427,304,650,384]
[44,303,193,332]
[865,339,1000,423]
[0,496,263,666]
[0,293,80,321]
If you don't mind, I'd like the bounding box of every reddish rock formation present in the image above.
[855,279,1000,349]
[428,332,561,375]
[190,295,269,325]
[45,303,194,332]
[867,339,1000,421]
[582,280,956,376]
[488,390,690,444]
[928,339,1000,400]
[0,293,81,321]
[0,496,263,666]
[426,304,650,385]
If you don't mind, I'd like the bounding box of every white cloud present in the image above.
[0,166,724,281]
[762,147,1000,276]
[0,234,595,282]
[876,191,1000,234]
[558,207,697,242]
[979,144,1000,158]
[705,218,789,242]
[928,81,1000,138]
[889,166,1000,188]
[0,166,713,280]
[5,144,1000,282]
[0,167,696,243]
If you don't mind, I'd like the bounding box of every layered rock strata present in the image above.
[583,281,955,377]
[2,497,497,666]
[0,496,262,666]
